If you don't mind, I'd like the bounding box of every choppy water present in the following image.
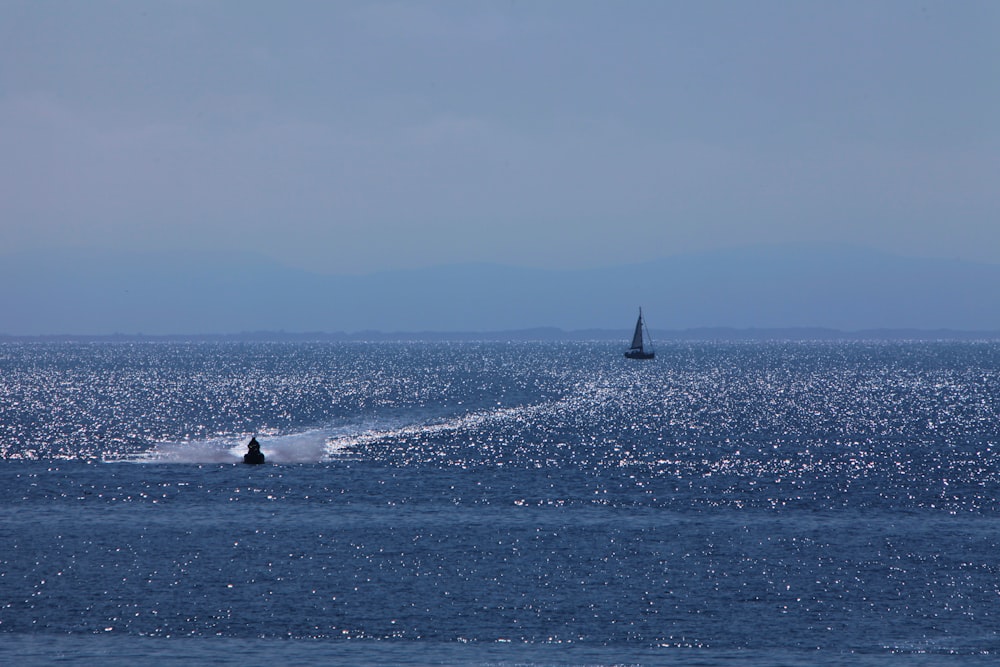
[3,340,1000,665]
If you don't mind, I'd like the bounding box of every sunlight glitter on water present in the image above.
[6,342,1000,664]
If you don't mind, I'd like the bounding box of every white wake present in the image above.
[119,427,355,464]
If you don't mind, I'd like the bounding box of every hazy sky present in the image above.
[2,1,997,275]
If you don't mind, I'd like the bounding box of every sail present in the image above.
[630,314,644,351]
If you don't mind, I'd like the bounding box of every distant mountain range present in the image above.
[2,244,1000,337]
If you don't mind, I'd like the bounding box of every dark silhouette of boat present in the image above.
[624,308,655,359]
[243,436,265,464]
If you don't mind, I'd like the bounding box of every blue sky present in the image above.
[1,1,997,276]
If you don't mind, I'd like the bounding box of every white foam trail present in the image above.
[120,402,557,464]
[123,427,355,464]
[256,430,336,464]
[131,437,242,464]
[325,402,554,450]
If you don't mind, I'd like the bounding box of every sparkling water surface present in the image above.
[3,341,1000,665]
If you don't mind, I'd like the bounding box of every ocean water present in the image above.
[3,340,1000,666]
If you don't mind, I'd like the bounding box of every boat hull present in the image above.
[624,350,655,360]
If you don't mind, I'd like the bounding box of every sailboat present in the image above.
[624,308,655,360]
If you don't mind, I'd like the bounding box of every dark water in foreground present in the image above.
[3,341,1000,665]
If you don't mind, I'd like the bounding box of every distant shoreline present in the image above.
[4,327,1000,343]
[7,246,1000,335]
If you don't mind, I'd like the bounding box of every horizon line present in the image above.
[4,326,1000,343]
